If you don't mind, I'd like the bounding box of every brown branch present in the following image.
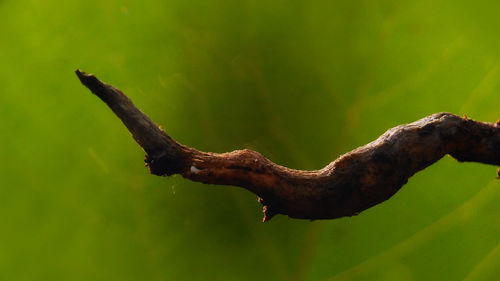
[76,70,500,222]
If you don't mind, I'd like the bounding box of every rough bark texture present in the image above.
[76,70,500,222]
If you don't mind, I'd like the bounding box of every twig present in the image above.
[76,70,500,222]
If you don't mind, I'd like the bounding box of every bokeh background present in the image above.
[1,0,500,280]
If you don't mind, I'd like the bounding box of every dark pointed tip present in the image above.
[75,69,110,101]
[75,69,97,84]
[75,69,89,80]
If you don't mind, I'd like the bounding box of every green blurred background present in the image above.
[1,0,500,280]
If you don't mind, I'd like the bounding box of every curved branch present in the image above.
[76,70,500,222]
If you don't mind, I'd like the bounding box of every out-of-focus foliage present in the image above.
[1,0,499,280]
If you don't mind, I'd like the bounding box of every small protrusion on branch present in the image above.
[76,69,500,221]
[259,198,277,222]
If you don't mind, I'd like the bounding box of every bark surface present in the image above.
[76,70,500,221]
